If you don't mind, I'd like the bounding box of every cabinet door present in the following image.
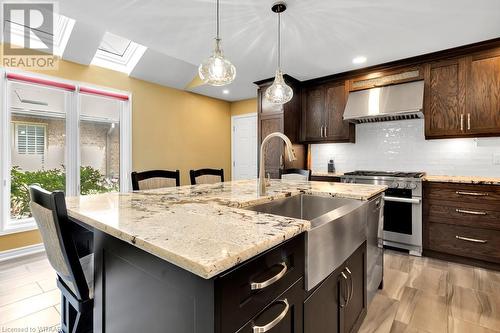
[301,86,325,141]
[260,114,284,179]
[304,270,340,333]
[237,279,304,333]
[325,82,354,142]
[424,59,467,138]
[466,52,500,135]
[341,243,367,333]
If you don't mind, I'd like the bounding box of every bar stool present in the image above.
[279,168,312,181]
[131,169,180,190]
[189,168,224,185]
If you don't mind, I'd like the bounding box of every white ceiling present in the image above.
[58,0,500,101]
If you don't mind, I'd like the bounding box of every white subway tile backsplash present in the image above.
[311,119,500,177]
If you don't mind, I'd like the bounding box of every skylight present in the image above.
[3,13,75,56]
[91,32,147,75]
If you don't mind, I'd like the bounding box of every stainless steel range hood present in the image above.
[343,80,424,123]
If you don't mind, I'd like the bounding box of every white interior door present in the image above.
[232,114,257,180]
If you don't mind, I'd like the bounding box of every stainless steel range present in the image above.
[341,171,425,256]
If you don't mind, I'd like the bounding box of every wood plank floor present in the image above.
[1,250,499,332]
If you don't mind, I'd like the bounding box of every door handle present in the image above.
[340,271,349,308]
[252,299,289,333]
[455,235,487,244]
[345,267,353,303]
[384,196,421,204]
[251,262,288,290]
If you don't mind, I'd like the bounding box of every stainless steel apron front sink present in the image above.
[246,194,368,290]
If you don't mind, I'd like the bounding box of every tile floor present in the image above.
[1,250,499,332]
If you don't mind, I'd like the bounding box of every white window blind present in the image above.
[16,123,46,155]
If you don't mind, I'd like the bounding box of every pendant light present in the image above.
[198,0,236,86]
[265,2,293,105]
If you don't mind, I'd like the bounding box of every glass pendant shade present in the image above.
[265,70,293,104]
[199,38,236,86]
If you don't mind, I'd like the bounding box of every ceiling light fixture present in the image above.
[222,89,229,94]
[265,2,293,105]
[352,56,367,64]
[198,0,236,86]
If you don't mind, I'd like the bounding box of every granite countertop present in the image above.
[66,179,386,279]
[311,171,344,177]
[423,175,500,186]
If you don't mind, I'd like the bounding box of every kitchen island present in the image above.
[66,179,386,333]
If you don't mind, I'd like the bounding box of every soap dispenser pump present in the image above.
[328,159,335,173]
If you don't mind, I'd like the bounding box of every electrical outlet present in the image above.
[493,153,500,165]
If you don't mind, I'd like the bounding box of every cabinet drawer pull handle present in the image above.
[252,299,289,333]
[251,262,288,290]
[455,235,487,244]
[456,191,488,197]
[467,113,471,130]
[460,114,464,131]
[340,271,349,308]
[345,267,353,303]
[456,209,487,216]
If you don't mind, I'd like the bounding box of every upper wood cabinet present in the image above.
[424,59,467,138]
[301,81,355,143]
[425,49,500,139]
[466,50,500,136]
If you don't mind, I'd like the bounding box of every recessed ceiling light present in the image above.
[352,56,367,65]
[222,89,229,94]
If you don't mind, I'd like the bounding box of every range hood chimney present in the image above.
[343,80,424,124]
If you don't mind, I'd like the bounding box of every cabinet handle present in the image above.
[456,209,487,216]
[340,272,349,308]
[345,267,353,303]
[250,262,288,290]
[455,235,487,244]
[456,191,488,197]
[324,125,328,137]
[320,126,324,138]
[460,114,464,131]
[467,113,471,130]
[252,299,289,333]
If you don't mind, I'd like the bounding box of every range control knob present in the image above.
[390,182,399,188]
[398,182,408,189]
[408,183,417,190]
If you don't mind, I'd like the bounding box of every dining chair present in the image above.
[189,168,224,185]
[279,168,312,181]
[29,185,93,333]
[131,169,180,190]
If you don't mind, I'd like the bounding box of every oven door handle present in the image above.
[384,196,421,204]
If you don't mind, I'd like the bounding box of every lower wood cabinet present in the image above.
[423,181,500,269]
[304,242,367,333]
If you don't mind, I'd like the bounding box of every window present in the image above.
[4,13,75,56]
[15,123,46,155]
[91,32,147,74]
[0,71,132,233]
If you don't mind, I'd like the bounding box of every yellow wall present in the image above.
[230,98,257,116]
[1,58,233,252]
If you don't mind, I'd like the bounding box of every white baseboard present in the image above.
[0,243,45,263]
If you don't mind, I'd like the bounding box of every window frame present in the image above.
[0,68,132,235]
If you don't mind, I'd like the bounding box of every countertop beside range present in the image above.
[66,179,386,279]
[423,175,500,185]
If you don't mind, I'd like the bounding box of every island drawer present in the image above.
[215,234,304,333]
[424,182,500,204]
[427,222,500,263]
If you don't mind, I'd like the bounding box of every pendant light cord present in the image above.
[277,12,281,70]
[216,0,220,39]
